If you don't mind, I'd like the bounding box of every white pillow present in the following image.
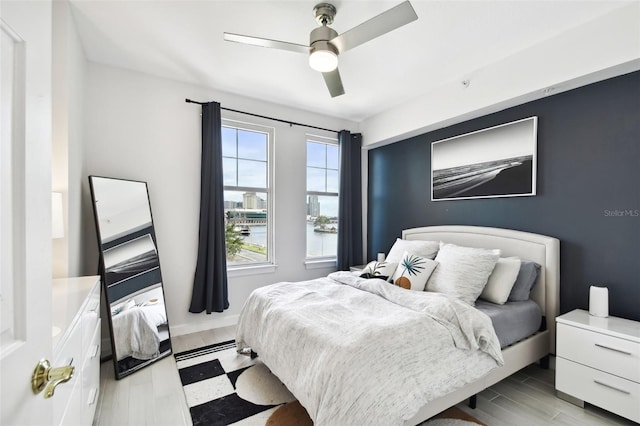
[425,243,500,305]
[359,261,398,280]
[391,252,438,291]
[386,238,440,263]
[480,257,521,305]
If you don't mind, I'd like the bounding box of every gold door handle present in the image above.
[31,359,75,399]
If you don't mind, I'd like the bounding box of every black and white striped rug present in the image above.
[174,340,297,426]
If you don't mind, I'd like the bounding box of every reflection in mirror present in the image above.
[89,176,171,379]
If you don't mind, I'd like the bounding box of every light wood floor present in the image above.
[93,327,636,426]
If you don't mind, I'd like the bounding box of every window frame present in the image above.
[305,134,340,263]
[222,118,275,273]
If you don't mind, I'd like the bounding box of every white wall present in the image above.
[360,2,640,147]
[52,0,87,278]
[83,63,358,335]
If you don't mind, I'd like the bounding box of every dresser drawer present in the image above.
[557,323,640,382]
[53,317,82,426]
[81,319,101,426]
[81,281,101,353]
[557,357,640,423]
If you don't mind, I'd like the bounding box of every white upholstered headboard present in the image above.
[402,225,560,354]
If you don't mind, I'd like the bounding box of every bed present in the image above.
[400,226,559,424]
[236,225,560,425]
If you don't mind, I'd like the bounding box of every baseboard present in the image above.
[170,314,239,337]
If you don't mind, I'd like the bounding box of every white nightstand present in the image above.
[349,264,366,272]
[555,309,640,423]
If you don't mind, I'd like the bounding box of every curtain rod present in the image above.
[185,98,339,134]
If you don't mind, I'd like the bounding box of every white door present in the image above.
[1,0,54,425]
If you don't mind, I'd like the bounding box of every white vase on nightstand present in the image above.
[589,285,609,318]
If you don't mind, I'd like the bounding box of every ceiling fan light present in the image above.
[309,49,338,73]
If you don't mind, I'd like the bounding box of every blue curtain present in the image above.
[189,102,229,313]
[337,130,364,270]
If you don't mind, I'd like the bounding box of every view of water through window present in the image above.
[235,223,337,260]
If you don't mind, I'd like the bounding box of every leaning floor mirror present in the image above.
[89,176,172,379]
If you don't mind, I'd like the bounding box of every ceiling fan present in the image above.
[223,1,418,98]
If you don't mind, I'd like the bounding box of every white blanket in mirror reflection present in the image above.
[112,296,167,361]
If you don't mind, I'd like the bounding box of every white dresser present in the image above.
[52,276,102,426]
[556,309,640,423]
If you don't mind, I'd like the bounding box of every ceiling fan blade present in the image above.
[322,68,345,98]
[223,32,309,54]
[330,1,418,53]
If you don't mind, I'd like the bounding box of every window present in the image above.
[222,121,272,267]
[306,137,339,259]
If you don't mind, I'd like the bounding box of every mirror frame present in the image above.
[89,175,172,379]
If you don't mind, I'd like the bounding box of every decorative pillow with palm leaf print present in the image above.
[390,251,438,291]
[359,261,398,281]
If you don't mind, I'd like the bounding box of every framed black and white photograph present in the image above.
[431,116,537,201]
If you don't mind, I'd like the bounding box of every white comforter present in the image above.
[236,271,504,426]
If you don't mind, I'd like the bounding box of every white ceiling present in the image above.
[69,0,632,122]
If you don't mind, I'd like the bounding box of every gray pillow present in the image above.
[507,261,541,301]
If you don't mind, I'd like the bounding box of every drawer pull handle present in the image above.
[89,344,99,358]
[88,301,99,313]
[87,388,98,405]
[594,343,632,355]
[593,380,631,395]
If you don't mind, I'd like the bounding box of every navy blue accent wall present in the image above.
[367,71,640,321]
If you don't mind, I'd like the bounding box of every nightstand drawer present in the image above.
[557,357,640,423]
[557,323,640,382]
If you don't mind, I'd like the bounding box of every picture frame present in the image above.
[431,116,537,201]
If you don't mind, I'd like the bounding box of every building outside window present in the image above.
[222,121,273,266]
[306,136,339,259]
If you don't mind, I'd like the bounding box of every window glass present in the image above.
[237,130,267,161]
[224,190,268,265]
[306,138,339,259]
[307,142,326,168]
[221,127,237,157]
[306,195,339,258]
[223,157,237,186]
[306,167,326,193]
[222,123,272,267]
[326,169,339,193]
[326,144,339,169]
[237,159,267,188]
